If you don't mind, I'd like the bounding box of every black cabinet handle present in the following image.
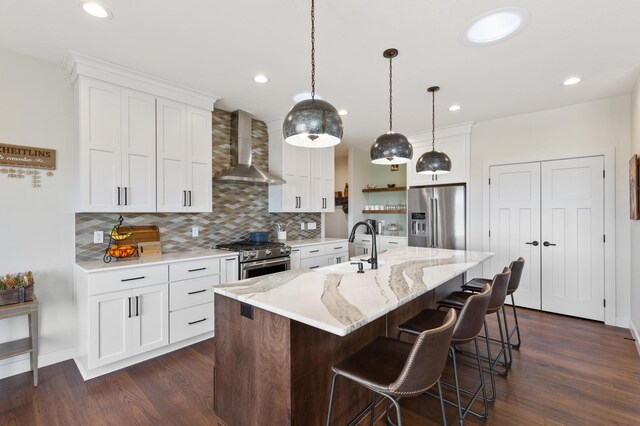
[188,289,207,295]
[188,267,207,272]
[183,190,187,207]
[525,241,539,246]
[135,296,139,316]
[121,276,145,282]
[124,187,128,206]
[188,318,207,325]
[225,258,236,262]
[309,250,320,253]
[388,241,398,245]
[309,266,320,269]
[333,246,343,250]
[128,297,132,318]
[188,190,192,206]
[117,187,121,206]
[543,241,556,247]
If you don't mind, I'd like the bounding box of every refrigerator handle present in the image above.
[433,198,439,248]
[429,197,435,247]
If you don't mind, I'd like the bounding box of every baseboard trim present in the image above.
[0,346,74,381]
[630,319,640,357]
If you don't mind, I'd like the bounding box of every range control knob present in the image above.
[249,251,257,257]
[265,250,272,256]
[285,247,291,253]
[243,252,250,259]
[280,248,286,254]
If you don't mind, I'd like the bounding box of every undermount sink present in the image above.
[317,261,383,275]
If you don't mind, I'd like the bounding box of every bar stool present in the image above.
[397,283,493,425]
[326,309,457,426]
[437,267,511,404]
[463,258,526,352]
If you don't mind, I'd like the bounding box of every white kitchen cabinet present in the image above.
[220,256,239,284]
[407,124,472,187]
[76,78,156,212]
[268,121,334,213]
[290,248,302,269]
[68,53,216,213]
[300,256,328,269]
[379,236,407,251]
[157,99,213,212]
[89,282,168,369]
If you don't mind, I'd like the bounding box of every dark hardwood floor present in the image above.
[0,309,638,425]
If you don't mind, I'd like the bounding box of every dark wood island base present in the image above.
[214,278,460,425]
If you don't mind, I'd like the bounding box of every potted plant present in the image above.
[0,271,35,305]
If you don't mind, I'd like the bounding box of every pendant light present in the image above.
[370,48,413,165]
[282,0,343,148]
[416,86,451,174]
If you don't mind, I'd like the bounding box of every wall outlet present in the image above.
[307,222,317,230]
[300,222,305,230]
[191,226,199,237]
[93,231,104,244]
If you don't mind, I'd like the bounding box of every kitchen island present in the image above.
[213,247,492,425]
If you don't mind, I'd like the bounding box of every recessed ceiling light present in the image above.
[449,105,461,112]
[253,75,269,84]
[464,8,529,45]
[338,109,348,116]
[563,77,582,86]
[82,2,112,19]
[292,92,323,103]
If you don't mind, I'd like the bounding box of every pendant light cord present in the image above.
[431,88,436,151]
[311,0,316,100]
[389,56,393,132]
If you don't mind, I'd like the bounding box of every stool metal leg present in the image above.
[450,346,464,425]
[437,380,447,426]
[509,294,522,349]
[369,391,375,426]
[495,311,509,377]
[474,337,489,419]
[483,318,498,404]
[382,394,402,426]
[326,373,339,426]
[501,305,513,367]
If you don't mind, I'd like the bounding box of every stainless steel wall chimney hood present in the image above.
[213,110,285,184]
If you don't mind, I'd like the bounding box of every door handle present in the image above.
[117,187,121,206]
[135,296,140,316]
[543,241,556,247]
[525,241,539,246]
[128,297,132,318]
[124,187,128,206]
[188,190,192,207]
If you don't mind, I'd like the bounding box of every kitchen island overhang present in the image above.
[213,247,493,425]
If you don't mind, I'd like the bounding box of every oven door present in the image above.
[241,257,291,280]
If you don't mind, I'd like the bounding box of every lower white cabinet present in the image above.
[293,241,349,269]
[352,234,407,256]
[89,283,168,369]
[75,254,234,380]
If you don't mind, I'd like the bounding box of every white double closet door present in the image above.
[489,156,605,321]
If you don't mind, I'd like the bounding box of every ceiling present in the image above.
[2,0,640,156]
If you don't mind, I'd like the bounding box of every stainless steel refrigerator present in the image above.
[408,184,466,249]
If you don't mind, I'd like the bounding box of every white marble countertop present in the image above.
[287,237,348,248]
[214,247,493,336]
[75,249,235,273]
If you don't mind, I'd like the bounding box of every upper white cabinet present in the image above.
[267,120,335,213]
[66,52,217,213]
[407,123,472,187]
[77,78,157,212]
[156,100,212,212]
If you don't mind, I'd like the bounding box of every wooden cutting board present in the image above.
[129,225,161,244]
[138,241,162,257]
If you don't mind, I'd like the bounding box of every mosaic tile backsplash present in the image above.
[75,109,321,262]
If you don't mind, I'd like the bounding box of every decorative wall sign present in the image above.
[631,154,639,220]
[0,143,56,170]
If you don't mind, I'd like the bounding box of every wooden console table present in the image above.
[0,296,39,386]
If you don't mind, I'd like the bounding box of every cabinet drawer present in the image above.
[300,256,328,269]
[380,237,407,249]
[170,303,214,344]
[89,265,168,296]
[170,258,220,282]
[326,242,348,253]
[300,244,326,259]
[353,234,374,245]
[170,275,219,311]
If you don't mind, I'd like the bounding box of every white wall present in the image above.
[469,96,631,326]
[325,155,349,238]
[0,49,75,377]
[630,75,640,350]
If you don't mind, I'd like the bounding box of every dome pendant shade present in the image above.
[370,132,413,164]
[283,98,343,148]
[416,150,452,174]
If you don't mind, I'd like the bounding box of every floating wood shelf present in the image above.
[362,210,407,214]
[362,186,407,193]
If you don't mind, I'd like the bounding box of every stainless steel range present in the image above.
[216,241,291,280]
